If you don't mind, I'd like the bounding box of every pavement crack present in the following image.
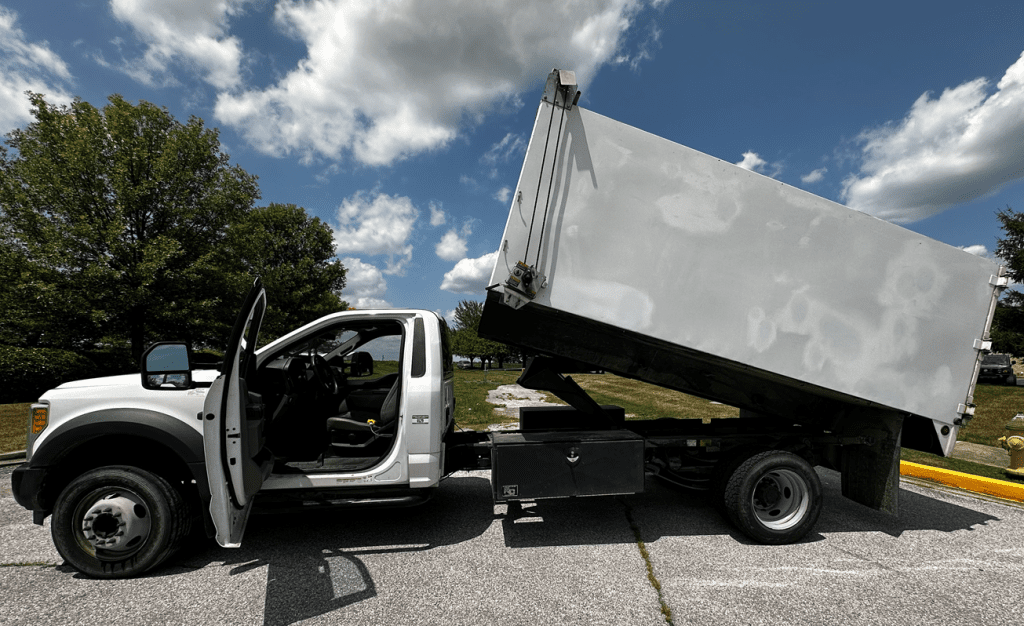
[622,500,675,626]
[1,561,57,568]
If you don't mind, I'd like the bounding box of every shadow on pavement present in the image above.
[502,466,1003,549]
[105,466,1003,625]
[167,474,495,626]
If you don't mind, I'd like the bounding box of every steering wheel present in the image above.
[310,355,338,395]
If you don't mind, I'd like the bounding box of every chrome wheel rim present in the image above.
[751,469,810,530]
[76,488,152,559]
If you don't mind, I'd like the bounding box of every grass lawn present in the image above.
[452,368,533,430]
[957,382,1024,445]
[450,369,737,430]
[572,372,739,421]
[0,403,30,455]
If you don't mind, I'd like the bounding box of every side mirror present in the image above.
[141,342,193,390]
[347,351,374,377]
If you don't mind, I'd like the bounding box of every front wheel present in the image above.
[722,450,822,545]
[51,466,190,578]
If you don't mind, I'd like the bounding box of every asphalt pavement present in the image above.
[2,465,1023,626]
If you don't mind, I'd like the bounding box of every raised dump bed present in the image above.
[480,70,1003,517]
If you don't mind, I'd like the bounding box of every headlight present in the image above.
[26,402,49,459]
[30,404,48,434]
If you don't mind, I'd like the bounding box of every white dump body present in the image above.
[489,73,1002,457]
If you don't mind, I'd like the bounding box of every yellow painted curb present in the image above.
[900,460,1024,503]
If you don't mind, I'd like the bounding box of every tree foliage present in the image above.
[219,203,347,341]
[992,206,1024,355]
[0,345,95,404]
[0,93,267,360]
[450,300,514,368]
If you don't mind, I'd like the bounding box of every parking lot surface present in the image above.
[2,465,1023,626]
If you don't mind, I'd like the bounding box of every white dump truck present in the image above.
[12,70,1002,578]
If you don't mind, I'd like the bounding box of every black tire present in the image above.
[722,450,822,545]
[709,446,767,514]
[51,466,191,578]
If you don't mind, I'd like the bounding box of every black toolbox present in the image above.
[490,429,645,502]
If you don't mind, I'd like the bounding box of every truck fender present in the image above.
[22,409,208,513]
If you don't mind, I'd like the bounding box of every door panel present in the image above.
[203,278,269,548]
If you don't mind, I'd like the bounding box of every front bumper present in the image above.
[11,464,51,523]
[978,367,1014,380]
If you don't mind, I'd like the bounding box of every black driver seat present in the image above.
[325,376,401,449]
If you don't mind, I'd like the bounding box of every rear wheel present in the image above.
[722,450,822,544]
[51,466,191,578]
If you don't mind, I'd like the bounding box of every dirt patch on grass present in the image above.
[484,384,563,430]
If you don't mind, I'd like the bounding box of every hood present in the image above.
[54,369,220,390]
[55,373,139,389]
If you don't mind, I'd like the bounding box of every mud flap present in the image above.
[840,412,903,515]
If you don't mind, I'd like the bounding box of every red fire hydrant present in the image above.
[998,412,1024,478]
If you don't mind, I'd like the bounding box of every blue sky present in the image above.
[3,1,1024,320]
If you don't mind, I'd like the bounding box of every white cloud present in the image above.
[959,244,989,257]
[801,167,827,184]
[482,132,527,165]
[493,186,513,203]
[613,21,661,71]
[436,222,475,261]
[333,191,418,275]
[109,0,250,90]
[436,229,468,261]
[0,7,73,132]
[429,202,446,227]
[735,150,782,178]
[341,257,392,309]
[441,251,499,293]
[438,308,457,326]
[842,51,1024,224]
[735,151,767,173]
[214,0,653,166]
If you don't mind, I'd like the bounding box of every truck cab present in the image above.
[12,279,455,577]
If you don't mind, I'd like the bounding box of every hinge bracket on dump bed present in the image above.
[542,69,580,111]
[502,261,544,310]
[962,265,1009,422]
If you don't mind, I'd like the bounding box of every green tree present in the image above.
[451,300,513,368]
[0,93,260,360]
[219,203,348,342]
[996,206,1024,284]
[453,300,484,333]
[993,206,1024,355]
[990,304,1024,356]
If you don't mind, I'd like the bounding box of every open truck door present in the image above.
[203,278,269,547]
